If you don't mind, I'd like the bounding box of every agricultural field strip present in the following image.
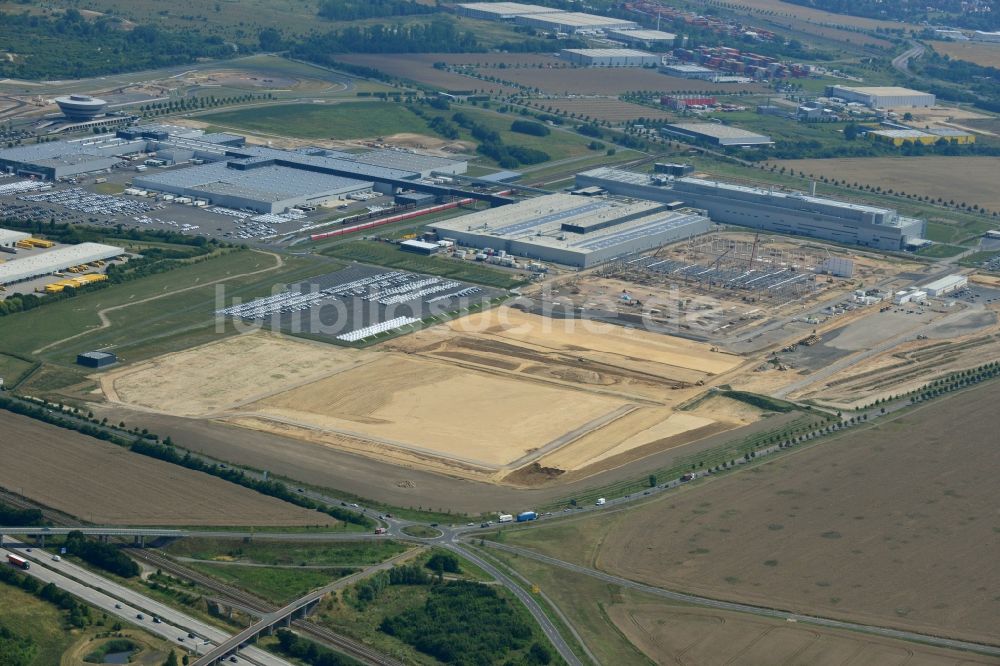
[476,541,1000,657]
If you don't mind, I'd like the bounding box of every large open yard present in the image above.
[0,412,332,526]
[772,156,1000,213]
[500,380,1000,645]
[96,309,751,485]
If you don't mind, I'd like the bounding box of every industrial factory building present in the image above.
[455,2,554,20]
[0,136,147,180]
[660,64,719,80]
[662,123,773,147]
[134,142,469,214]
[560,48,659,67]
[515,12,637,34]
[575,168,927,251]
[825,85,935,109]
[0,242,124,286]
[428,193,710,267]
[134,159,376,214]
[868,128,975,146]
[607,29,677,48]
[921,274,968,296]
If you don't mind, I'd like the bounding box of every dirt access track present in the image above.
[97,310,753,486]
[0,412,331,527]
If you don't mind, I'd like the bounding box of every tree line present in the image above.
[0,9,233,80]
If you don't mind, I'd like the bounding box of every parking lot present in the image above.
[0,170,395,243]
[215,264,505,344]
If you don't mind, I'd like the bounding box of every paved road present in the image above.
[444,542,584,666]
[892,42,926,76]
[2,544,293,666]
[476,541,1000,658]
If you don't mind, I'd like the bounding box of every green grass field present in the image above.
[0,352,38,388]
[186,562,351,605]
[163,538,407,567]
[199,101,428,140]
[916,243,967,258]
[321,241,523,288]
[0,581,78,666]
[0,250,334,364]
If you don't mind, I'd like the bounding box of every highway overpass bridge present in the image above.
[0,526,187,548]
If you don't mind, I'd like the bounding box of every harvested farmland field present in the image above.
[98,311,751,484]
[0,412,332,526]
[591,382,1000,644]
[606,602,1000,665]
[933,40,1000,68]
[773,157,1000,211]
[491,67,767,95]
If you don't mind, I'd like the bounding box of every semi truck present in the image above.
[516,511,537,522]
[498,513,514,523]
[6,554,29,570]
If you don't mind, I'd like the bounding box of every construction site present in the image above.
[523,231,891,342]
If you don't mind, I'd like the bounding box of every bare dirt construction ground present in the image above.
[101,332,373,417]
[608,602,1000,665]
[0,412,331,526]
[541,98,675,123]
[595,382,1000,645]
[933,40,1000,69]
[771,157,1000,211]
[97,311,753,485]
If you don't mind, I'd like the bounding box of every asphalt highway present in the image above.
[2,543,293,666]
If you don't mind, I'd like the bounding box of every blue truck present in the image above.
[516,511,538,522]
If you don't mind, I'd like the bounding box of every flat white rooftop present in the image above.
[0,242,124,285]
[521,11,637,27]
[0,228,31,245]
[562,48,657,58]
[666,123,772,142]
[609,28,677,41]
[832,85,931,97]
[457,2,555,16]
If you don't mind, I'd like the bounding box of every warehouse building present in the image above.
[428,193,710,267]
[515,12,637,33]
[134,141,470,213]
[825,85,935,109]
[560,48,659,67]
[0,228,31,249]
[660,64,718,80]
[607,28,677,49]
[868,128,975,146]
[455,2,555,20]
[134,159,375,214]
[0,242,124,286]
[0,136,146,180]
[662,123,773,147]
[575,167,926,251]
[921,274,968,296]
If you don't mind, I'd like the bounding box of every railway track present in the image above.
[130,549,398,666]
